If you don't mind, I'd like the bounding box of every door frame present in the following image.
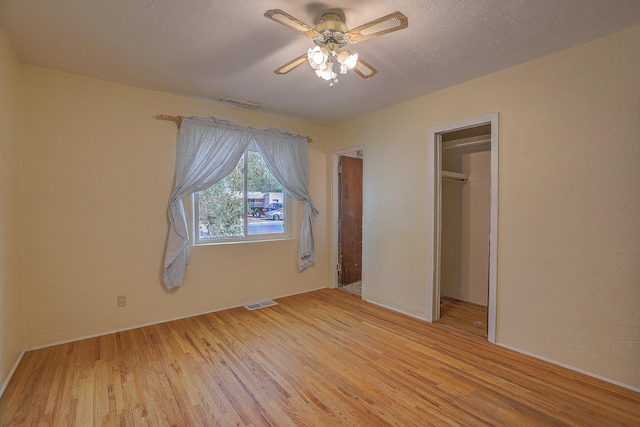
[332,147,364,289]
[426,113,499,343]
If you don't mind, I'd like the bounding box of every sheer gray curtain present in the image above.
[255,129,319,270]
[163,116,317,289]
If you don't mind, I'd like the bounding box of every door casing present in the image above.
[427,113,499,343]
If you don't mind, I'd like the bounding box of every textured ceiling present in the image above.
[1,0,639,125]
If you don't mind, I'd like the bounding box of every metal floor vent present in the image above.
[244,300,277,311]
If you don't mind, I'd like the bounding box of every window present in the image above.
[195,147,287,243]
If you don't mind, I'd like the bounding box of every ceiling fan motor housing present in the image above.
[316,13,347,33]
[314,13,350,51]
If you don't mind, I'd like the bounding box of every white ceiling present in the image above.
[1,0,639,125]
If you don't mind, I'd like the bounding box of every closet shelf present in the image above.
[442,135,491,153]
[442,170,468,182]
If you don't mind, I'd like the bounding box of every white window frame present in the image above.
[193,147,290,245]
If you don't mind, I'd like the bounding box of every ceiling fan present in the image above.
[264,9,408,86]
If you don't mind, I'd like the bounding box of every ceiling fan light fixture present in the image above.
[337,51,358,69]
[315,60,337,81]
[337,50,358,75]
[308,46,328,67]
[265,9,408,85]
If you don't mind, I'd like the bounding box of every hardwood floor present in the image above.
[438,296,488,338]
[1,289,639,426]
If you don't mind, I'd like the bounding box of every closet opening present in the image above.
[426,114,499,343]
[439,127,491,337]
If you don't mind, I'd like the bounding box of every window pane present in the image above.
[198,157,244,239]
[246,151,285,236]
[196,150,286,243]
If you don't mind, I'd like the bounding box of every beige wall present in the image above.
[20,66,329,348]
[326,26,640,389]
[4,22,639,394]
[441,149,491,306]
[0,27,24,392]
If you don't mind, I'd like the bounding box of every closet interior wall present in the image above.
[440,135,491,306]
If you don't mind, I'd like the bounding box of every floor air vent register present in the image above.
[244,300,278,310]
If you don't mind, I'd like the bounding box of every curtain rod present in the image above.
[153,114,314,143]
[153,114,183,127]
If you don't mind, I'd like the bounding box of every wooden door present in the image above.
[338,155,363,286]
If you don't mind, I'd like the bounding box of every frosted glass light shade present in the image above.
[344,52,358,69]
[307,46,328,70]
[337,51,358,69]
[315,60,336,80]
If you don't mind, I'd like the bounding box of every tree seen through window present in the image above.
[197,149,285,240]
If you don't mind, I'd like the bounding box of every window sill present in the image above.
[193,236,296,247]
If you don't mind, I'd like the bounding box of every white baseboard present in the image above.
[14,286,638,397]
[27,286,328,351]
[0,349,26,399]
[364,298,430,322]
[4,287,328,399]
[495,342,640,393]
[355,295,639,393]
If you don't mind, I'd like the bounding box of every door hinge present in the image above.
[337,165,342,174]
[337,263,341,272]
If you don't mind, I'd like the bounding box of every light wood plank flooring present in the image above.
[1,289,638,426]
[438,296,488,338]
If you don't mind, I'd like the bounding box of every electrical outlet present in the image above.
[117,295,126,307]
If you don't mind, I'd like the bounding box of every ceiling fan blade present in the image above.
[352,57,377,79]
[264,9,319,38]
[274,53,308,75]
[347,11,408,43]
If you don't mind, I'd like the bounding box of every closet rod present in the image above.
[442,176,466,182]
[441,170,468,182]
